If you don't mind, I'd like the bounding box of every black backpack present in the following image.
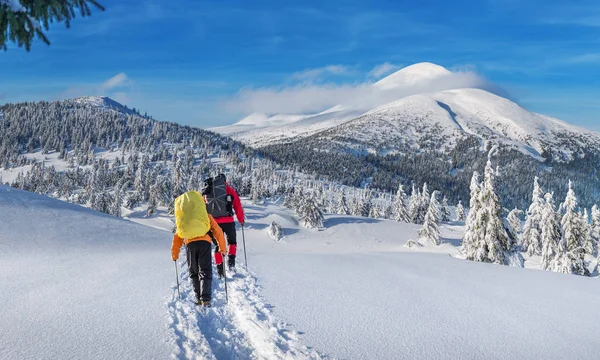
[203,175,233,218]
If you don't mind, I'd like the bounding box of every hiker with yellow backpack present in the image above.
[171,191,226,307]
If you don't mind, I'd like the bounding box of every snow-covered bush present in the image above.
[267,221,284,241]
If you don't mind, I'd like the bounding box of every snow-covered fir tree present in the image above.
[591,204,600,256]
[250,181,262,204]
[416,183,429,224]
[558,181,588,276]
[146,194,157,217]
[394,183,410,223]
[358,187,373,218]
[440,195,451,222]
[337,190,350,215]
[507,208,523,237]
[92,191,112,214]
[462,172,481,258]
[581,209,593,256]
[408,183,420,224]
[462,156,514,265]
[299,196,324,230]
[479,156,514,264]
[172,153,187,198]
[540,193,561,271]
[522,177,545,255]
[418,191,441,245]
[112,184,122,217]
[455,200,465,221]
[267,221,284,241]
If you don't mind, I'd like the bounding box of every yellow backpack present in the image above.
[174,191,210,239]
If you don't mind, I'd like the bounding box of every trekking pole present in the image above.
[223,256,229,304]
[242,226,248,271]
[174,261,181,301]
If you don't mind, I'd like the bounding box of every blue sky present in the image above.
[1,0,600,129]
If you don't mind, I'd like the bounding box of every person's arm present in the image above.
[230,186,245,225]
[209,215,226,253]
[171,234,184,261]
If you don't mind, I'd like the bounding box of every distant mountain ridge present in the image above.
[212,62,600,163]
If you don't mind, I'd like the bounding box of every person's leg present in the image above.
[220,222,237,268]
[210,232,225,278]
[186,242,201,301]
[197,241,213,303]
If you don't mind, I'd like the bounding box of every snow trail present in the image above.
[168,260,323,359]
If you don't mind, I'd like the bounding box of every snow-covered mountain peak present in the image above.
[374,62,452,90]
[72,96,138,116]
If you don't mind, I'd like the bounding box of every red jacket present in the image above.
[214,183,245,224]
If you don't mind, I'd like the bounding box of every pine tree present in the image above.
[463,156,513,265]
[455,200,465,221]
[299,196,324,230]
[146,195,157,217]
[250,181,261,204]
[91,191,112,214]
[462,172,481,259]
[440,195,451,222]
[394,183,410,223]
[591,205,600,256]
[417,183,429,224]
[368,200,380,218]
[479,156,513,264]
[540,193,561,271]
[359,187,373,218]
[558,180,588,276]
[172,154,187,198]
[337,190,350,215]
[112,184,122,217]
[507,208,522,237]
[522,177,544,255]
[408,183,420,224]
[1,0,105,51]
[581,209,593,256]
[418,191,441,245]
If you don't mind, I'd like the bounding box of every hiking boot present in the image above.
[216,263,225,278]
[228,255,236,270]
[194,298,201,306]
[201,300,211,307]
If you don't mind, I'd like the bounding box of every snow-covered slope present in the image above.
[3,186,600,359]
[313,88,600,158]
[212,106,364,147]
[0,185,173,359]
[139,201,600,359]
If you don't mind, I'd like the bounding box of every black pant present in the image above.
[219,221,237,246]
[219,222,237,266]
[186,241,212,302]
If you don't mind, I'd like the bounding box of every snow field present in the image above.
[168,260,322,359]
[0,186,173,359]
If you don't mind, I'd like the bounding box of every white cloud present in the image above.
[291,65,351,80]
[224,68,497,115]
[368,62,401,79]
[99,73,131,91]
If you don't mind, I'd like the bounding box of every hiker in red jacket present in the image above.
[203,174,245,277]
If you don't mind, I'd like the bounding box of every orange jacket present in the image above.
[171,215,226,261]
